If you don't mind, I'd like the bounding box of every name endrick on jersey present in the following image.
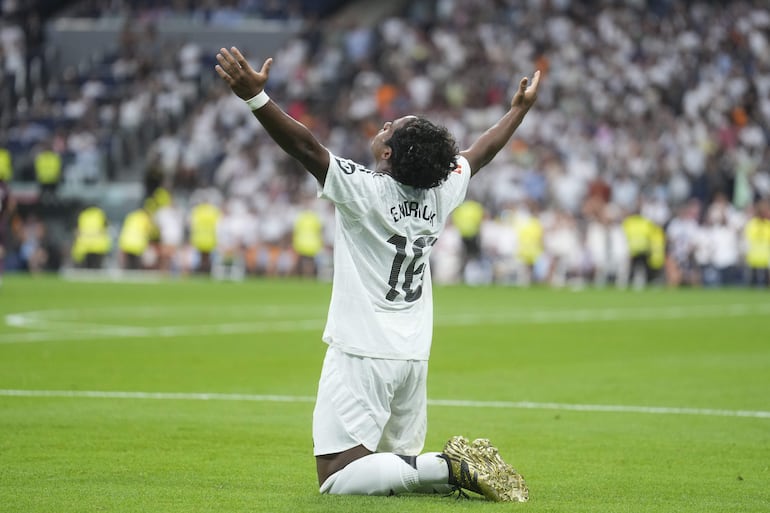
[390,201,436,226]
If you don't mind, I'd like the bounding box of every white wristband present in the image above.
[245,91,270,111]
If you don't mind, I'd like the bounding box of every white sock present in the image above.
[413,452,454,494]
[320,452,450,496]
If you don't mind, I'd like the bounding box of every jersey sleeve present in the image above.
[437,154,473,214]
[319,150,378,220]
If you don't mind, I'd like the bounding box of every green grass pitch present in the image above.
[1,275,769,512]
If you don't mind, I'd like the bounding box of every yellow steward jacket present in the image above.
[119,209,153,256]
[35,151,62,184]
[622,215,652,256]
[72,207,111,262]
[516,216,543,265]
[648,223,665,270]
[744,217,770,268]
[0,148,12,181]
[452,200,484,238]
[293,211,323,257]
[190,203,221,253]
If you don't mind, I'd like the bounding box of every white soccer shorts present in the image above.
[312,345,428,456]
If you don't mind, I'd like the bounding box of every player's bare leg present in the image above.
[316,444,372,486]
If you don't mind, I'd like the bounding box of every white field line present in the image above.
[1,388,768,419]
[439,303,770,326]
[0,315,325,344]
[3,302,770,345]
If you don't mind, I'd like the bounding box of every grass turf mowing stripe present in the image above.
[2,389,769,419]
[3,302,770,345]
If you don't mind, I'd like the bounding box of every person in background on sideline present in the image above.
[0,160,15,287]
[451,199,484,279]
[622,208,653,289]
[72,206,111,269]
[189,199,221,274]
[34,141,61,205]
[118,204,154,270]
[154,195,185,274]
[292,206,324,278]
[743,199,770,287]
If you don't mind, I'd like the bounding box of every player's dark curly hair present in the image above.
[386,117,458,189]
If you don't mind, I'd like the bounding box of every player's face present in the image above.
[371,115,418,162]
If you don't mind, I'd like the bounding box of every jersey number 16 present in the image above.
[385,234,436,303]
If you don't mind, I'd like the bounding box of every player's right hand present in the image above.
[511,70,540,110]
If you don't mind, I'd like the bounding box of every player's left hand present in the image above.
[215,46,273,101]
[511,70,541,110]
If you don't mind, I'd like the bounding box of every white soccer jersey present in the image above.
[319,150,471,360]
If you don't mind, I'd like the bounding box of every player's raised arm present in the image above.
[460,70,541,177]
[215,47,329,184]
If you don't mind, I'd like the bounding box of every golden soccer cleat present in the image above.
[441,435,529,502]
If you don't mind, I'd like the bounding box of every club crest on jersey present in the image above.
[335,157,372,175]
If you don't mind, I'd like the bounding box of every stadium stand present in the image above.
[1,0,768,287]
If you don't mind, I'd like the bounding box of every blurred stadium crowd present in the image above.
[1,0,769,288]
